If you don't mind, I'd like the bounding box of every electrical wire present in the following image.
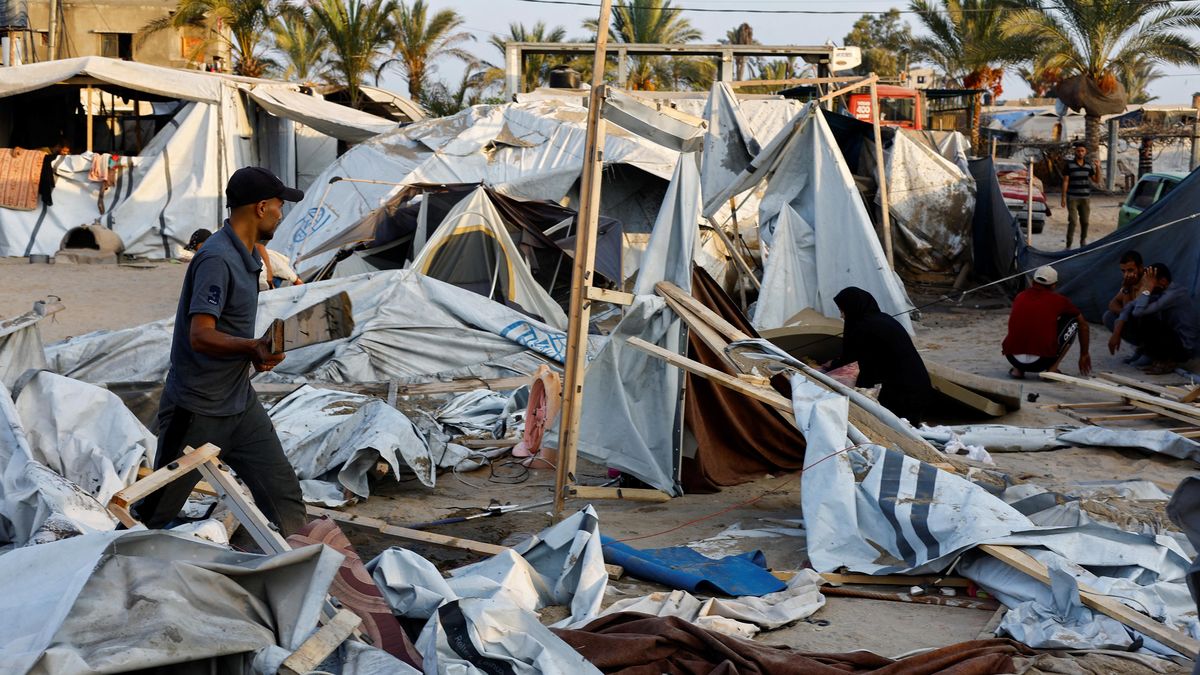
[510,0,1180,16]
[616,443,865,543]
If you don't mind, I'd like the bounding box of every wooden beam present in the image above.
[198,456,291,554]
[978,544,1199,656]
[1052,401,1130,410]
[728,75,873,88]
[307,507,506,557]
[924,361,1023,410]
[929,371,1006,417]
[136,466,218,498]
[705,216,761,290]
[818,74,877,104]
[108,444,222,526]
[1040,372,1200,421]
[569,485,672,503]
[817,572,971,588]
[1081,412,1161,422]
[1181,386,1200,404]
[1127,400,1200,428]
[585,286,635,306]
[86,85,94,154]
[1099,372,1200,403]
[554,0,615,519]
[869,76,893,269]
[279,609,362,675]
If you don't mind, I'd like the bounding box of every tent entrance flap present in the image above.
[420,223,515,303]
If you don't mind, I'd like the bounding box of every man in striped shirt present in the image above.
[1061,142,1099,248]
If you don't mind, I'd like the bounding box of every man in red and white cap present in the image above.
[1002,265,1092,379]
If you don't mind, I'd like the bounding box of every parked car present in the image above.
[1117,172,1186,228]
[995,160,1050,234]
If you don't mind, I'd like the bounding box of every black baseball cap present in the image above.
[226,166,304,209]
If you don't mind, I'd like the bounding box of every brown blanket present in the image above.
[0,148,48,211]
[552,613,1027,675]
[682,267,808,492]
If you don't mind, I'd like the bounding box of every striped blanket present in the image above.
[0,148,47,211]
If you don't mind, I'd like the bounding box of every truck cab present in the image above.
[848,85,923,129]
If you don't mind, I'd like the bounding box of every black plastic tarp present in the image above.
[969,157,1023,286]
[1020,166,1200,323]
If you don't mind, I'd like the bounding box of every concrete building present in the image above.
[1,0,228,69]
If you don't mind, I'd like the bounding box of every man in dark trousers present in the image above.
[1128,263,1199,374]
[1003,265,1092,379]
[136,167,307,537]
[1061,142,1099,248]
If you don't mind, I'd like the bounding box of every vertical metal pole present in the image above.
[1106,118,1118,192]
[1026,156,1035,244]
[869,76,893,270]
[47,0,57,60]
[86,85,94,153]
[553,0,613,518]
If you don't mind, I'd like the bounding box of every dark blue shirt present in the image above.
[163,223,262,416]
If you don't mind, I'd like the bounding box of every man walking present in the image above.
[136,167,307,537]
[1061,142,1099,248]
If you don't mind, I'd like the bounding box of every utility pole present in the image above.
[47,0,57,60]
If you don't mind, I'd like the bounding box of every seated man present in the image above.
[1105,249,1145,363]
[1003,266,1092,379]
[1128,263,1199,374]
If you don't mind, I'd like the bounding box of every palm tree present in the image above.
[380,0,474,101]
[140,0,276,77]
[583,0,702,90]
[488,22,569,93]
[722,23,758,81]
[1119,56,1163,105]
[1003,0,1200,155]
[309,0,395,109]
[910,0,1038,145]
[272,8,327,83]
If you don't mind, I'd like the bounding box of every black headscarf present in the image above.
[834,286,882,324]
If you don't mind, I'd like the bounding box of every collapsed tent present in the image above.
[0,57,396,258]
[1021,165,1200,324]
[269,99,679,279]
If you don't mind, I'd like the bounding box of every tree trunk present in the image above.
[970,95,982,153]
[1085,113,1101,161]
[409,67,424,101]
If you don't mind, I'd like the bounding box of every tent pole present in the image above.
[86,85,94,153]
[1026,156,1034,244]
[869,77,893,269]
[553,0,614,519]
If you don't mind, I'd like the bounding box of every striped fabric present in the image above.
[0,148,46,211]
[1064,160,1095,198]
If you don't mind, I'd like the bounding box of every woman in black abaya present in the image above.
[828,287,932,425]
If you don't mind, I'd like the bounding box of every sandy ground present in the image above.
[1027,192,1124,252]
[1,237,1195,663]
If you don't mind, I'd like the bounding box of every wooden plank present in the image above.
[198,456,291,554]
[1040,372,1200,421]
[657,289,746,373]
[266,291,355,353]
[1181,386,1200,404]
[1053,401,1130,410]
[924,361,1023,410]
[869,77,892,269]
[108,444,222,527]
[279,609,362,675]
[977,604,1009,640]
[819,572,971,588]
[929,371,1006,417]
[569,485,672,503]
[455,438,520,449]
[1128,400,1200,427]
[554,0,615,518]
[136,466,218,497]
[606,564,624,580]
[1081,412,1161,422]
[307,506,507,557]
[820,74,877,104]
[1099,373,1199,403]
[585,286,635,306]
[978,544,1199,656]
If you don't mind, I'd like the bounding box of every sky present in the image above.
[375,0,1200,105]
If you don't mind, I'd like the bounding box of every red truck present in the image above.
[848,85,923,129]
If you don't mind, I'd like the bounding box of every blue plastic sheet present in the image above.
[601,536,786,597]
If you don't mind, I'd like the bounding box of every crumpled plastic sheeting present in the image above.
[416,599,603,675]
[371,506,607,628]
[600,569,826,638]
[920,424,1200,461]
[0,529,342,674]
[46,270,570,385]
[998,561,1134,649]
[268,385,431,501]
[0,312,48,389]
[436,389,521,438]
[0,374,155,547]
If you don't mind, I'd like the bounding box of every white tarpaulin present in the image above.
[47,270,572,386]
[921,424,1200,461]
[245,86,396,143]
[703,103,914,332]
[752,205,816,331]
[0,56,223,101]
[0,529,342,674]
[271,100,679,278]
[411,186,567,329]
[0,307,50,388]
[885,130,976,275]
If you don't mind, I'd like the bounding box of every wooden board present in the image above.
[978,544,1199,656]
[279,609,362,675]
[924,361,1023,410]
[569,485,672,503]
[308,507,506,556]
[1041,372,1200,423]
[267,291,355,353]
[1099,372,1199,402]
[928,371,1006,417]
[818,572,971,588]
[108,444,221,526]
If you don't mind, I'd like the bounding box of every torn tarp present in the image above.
[372,506,607,628]
[920,424,1200,462]
[0,529,342,674]
[601,536,786,597]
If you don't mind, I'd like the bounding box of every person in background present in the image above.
[178,228,212,262]
[1138,137,1154,178]
[256,243,303,290]
[1105,250,1146,363]
[1003,266,1092,379]
[1127,263,1198,375]
[828,287,932,425]
[1061,142,1100,248]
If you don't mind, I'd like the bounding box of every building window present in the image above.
[99,33,133,60]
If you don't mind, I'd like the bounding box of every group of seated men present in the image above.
[1002,250,1198,378]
